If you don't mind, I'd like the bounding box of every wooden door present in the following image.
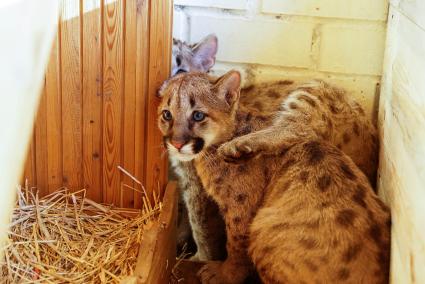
[23,0,173,208]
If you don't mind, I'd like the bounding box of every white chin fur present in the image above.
[167,143,198,162]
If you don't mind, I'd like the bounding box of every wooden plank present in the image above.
[133,181,177,283]
[61,0,83,190]
[145,0,173,199]
[82,0,103,202]
[22,132,37,187]
[46,23,63,194]
[103,0,124,205]
[35,83,49,196]
[399,0,425,30]
[133,0,150,209]
[121,0,137,208]
[378,5,425,284]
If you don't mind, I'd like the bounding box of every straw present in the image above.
[0,181,162,283]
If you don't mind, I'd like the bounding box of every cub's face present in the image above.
[158,71,241,161]
[171,34,218,76]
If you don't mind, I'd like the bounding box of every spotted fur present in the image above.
[158,71,390,284]
[171,36,379,262]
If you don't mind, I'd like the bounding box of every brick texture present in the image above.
[191,16,315,68]
[262,0,388,21]
[173,0,388,118]
[319,24,386,75]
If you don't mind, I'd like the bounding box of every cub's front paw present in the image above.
[218,137,258,163]
[198,262,228,284]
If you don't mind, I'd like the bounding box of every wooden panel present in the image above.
[23,0,172,207]
[122,0,137,208]
[378,5,425,284]
[103,0,124,205]
[134,0,150,209]
[145,0,173,200]
[35,84,49,196]
[46,25,63,194]
[61,0,83,190]
[82,0,103,201]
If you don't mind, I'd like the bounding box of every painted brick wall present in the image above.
[173,0,389,119]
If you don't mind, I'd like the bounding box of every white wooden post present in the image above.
[378,1,425,283]
[0,0,58,259]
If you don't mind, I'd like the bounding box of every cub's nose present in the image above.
[171,140,185,150]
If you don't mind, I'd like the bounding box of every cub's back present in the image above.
[240,80,378,184]
[249,140,390,284]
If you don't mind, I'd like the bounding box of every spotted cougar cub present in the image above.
[158,71,390,284]
[171,35,379,261]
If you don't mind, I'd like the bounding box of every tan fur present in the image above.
[171,37,378,261]
[158,71,390,284]
[235,80,378,185]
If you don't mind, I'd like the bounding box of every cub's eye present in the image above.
[162,110,172,121]
[192,111,205,122]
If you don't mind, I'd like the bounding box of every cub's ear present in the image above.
[157,78,172,97]
[192,34,218,72]
[215,70,241,106]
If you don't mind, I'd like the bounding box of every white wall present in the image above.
[378,0,425,283]
[173,0,388,120]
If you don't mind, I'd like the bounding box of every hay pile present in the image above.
[0,180,161,283]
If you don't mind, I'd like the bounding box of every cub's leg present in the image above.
[249,141,390,284]
[179,161,227,261]
[198,206,254,284]
[176,196,195,254]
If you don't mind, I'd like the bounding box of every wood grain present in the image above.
[35,83,48,196]
[121,0,137,208]
[82,0,103,201]
[145,0,173,200]
[23,0,172,207]
[61,0,83,190]
[134,0,150,209]
[103,0,124,205]
[46,23,63,194]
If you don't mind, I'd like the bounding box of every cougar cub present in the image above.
[158,71,390,284]
[171,35,379,262]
